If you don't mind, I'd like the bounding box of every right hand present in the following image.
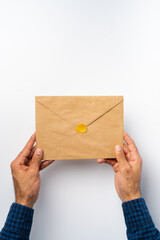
[97,131,142,202]
[10,133,54,208]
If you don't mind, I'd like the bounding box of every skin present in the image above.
[10,132,54,208]
[10,130,142,208]
[97,131,142,202]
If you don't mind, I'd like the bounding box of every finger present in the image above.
[115,145,130,170]
[18,132,36,159]
[97,159,119,173]
[97,158,105,163]
[39,160,55,171]
[23,145,37,167]
[28,145,36,159]
[123,143,129,155]
[30,148,43,171]
[124,131,135,146]
[103,159,117,166]
[106,161,119,173]
[97,158,116,165]
[16,156,28,167]
[124,131,139,153]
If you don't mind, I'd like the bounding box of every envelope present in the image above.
[35,96,124,160]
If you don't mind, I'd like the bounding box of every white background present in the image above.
[0,0,160,239]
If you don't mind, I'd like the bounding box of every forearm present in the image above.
[122,198,160,239]
[0,203,34,240]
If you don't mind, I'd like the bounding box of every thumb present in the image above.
[30,148,43,170]
[115,145,129,169]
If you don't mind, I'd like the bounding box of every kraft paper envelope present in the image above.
[35,96,123,160]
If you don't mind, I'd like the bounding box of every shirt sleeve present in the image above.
[0,202,34,240]
[122,198,160,239]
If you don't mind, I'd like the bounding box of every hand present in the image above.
[97,131,142,202]
[10,132,54,208]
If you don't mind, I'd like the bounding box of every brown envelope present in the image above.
[35,96,124,160]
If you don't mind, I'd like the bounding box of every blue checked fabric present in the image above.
[0,203,34,240]
[122,198,160,239]
[1,198,160,239]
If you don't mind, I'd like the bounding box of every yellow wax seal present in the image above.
[76,123,87,133]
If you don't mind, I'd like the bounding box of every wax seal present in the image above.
[76,124,87,133]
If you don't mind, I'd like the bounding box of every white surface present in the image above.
[0,0,160,239]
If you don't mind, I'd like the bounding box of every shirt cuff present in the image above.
[2,202,34,238]
[122,198,155,231]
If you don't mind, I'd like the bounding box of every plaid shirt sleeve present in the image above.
[122,198,160,239]
[0,202,34,240]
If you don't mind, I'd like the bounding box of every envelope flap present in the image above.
[35,96,123,126]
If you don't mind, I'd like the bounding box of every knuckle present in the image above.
[10,161,15,169]
[138,157,143,166]
[121,165,131,174]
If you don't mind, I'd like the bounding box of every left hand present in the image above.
[10,132,54,208]
[97,131,142,202]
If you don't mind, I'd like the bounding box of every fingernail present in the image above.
[116,145,122,152]
[36,148,42,155]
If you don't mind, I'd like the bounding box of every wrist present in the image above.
[15,198,34,208]
[122,192,141,203]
